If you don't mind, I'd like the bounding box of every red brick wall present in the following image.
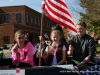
[0,25,4,46]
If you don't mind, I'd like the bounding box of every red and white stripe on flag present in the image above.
[42,0,77,33]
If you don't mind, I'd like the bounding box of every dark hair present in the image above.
[76,21,87,28]
[51,24,63,35]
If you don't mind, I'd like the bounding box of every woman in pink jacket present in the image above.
[9,30,34,68]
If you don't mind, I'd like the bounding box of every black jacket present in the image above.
[69,33,96,62]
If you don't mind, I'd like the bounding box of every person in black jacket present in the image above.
[67,21,96,69]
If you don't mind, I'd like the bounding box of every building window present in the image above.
[33,16,35,24]
[48,22,51,28]
[35,17,37,25]
[26,14,29,22]
[5,14,10,23]
[4,36,10,44]
[16,13,22,22]
[50,23,52,28]
[31,16,33,23]
[44,21,47,28]
[43,21,47,27]
[37,18,40,25]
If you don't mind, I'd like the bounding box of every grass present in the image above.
[96,44,100,56]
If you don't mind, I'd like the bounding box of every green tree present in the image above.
[80,0,100,37]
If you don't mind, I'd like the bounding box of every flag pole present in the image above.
[39,10,44,66]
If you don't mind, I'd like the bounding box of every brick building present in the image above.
[0,5,53,47]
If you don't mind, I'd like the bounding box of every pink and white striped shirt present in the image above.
[11,42,34,66]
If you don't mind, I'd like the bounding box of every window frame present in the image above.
[4,36,10,44]
[5,14,10,23]
[16,13,22,22]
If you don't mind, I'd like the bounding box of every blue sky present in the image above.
[0,0,84,24]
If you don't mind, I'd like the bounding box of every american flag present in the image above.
[42,0,77,33]
[44,34,49,39]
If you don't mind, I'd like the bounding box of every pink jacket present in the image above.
[11,42,34,66]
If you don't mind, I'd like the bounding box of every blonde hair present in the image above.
[50,30,62,38]
[15,30,25,38]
